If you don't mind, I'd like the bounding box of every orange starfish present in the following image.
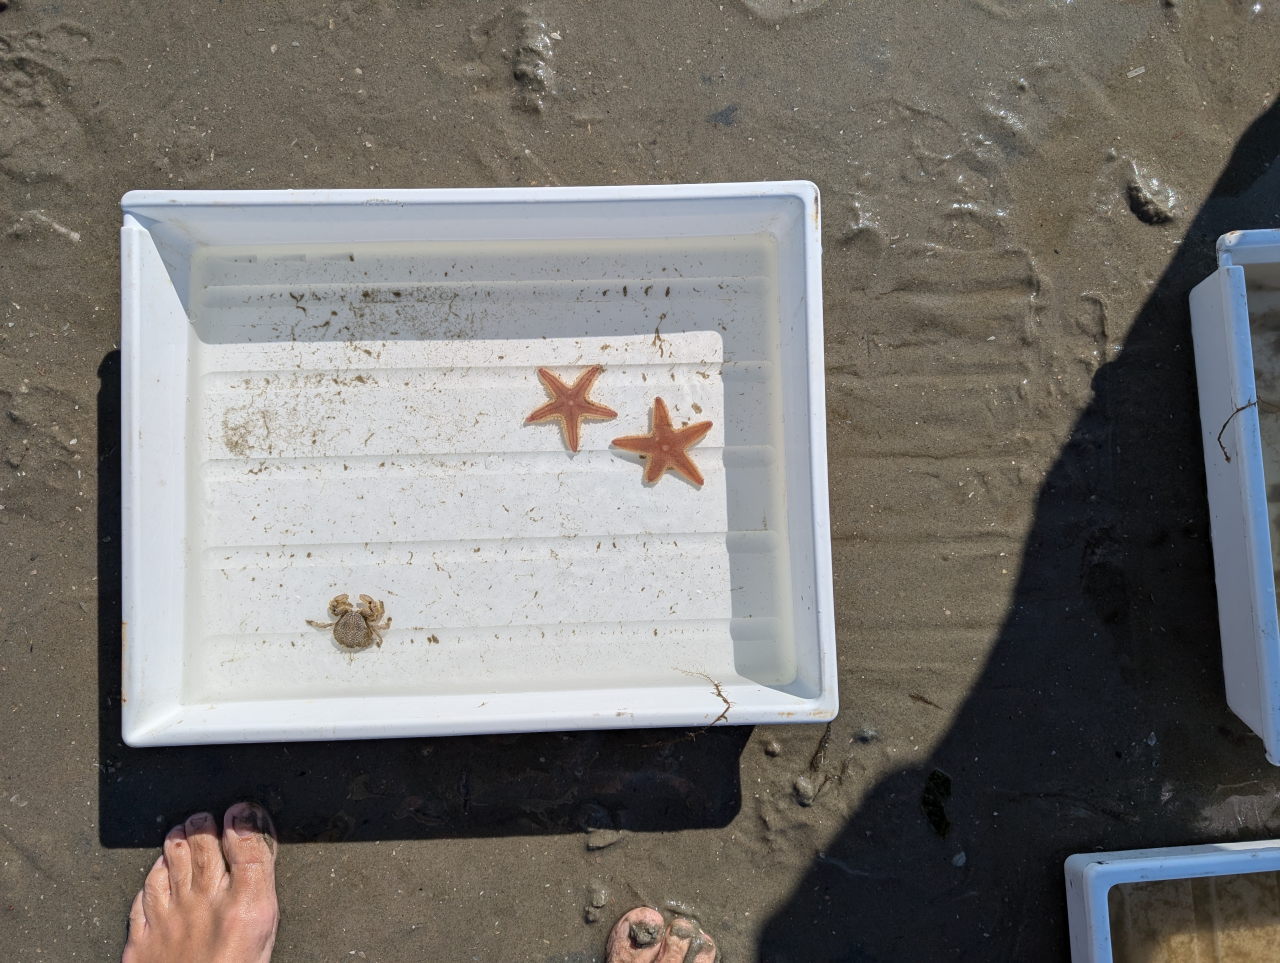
[611,397,714,486]
[525,365,618,452]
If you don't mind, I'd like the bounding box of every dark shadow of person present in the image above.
[760,103,1280,961]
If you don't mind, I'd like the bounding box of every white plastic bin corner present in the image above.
[1065,839,1280,962]
[1190,229,1280,764]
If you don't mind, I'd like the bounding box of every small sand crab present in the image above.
[306,593,391,651]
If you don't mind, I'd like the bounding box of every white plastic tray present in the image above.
[1190,229,1280,763]
[120,184,836,746]
[1065,840,1280,962]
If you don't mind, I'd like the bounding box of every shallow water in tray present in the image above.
[1108,872,1280,962]
[182,235,795,702]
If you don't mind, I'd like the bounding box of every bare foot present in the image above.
[606,907,718,963]
[122,802,279,963]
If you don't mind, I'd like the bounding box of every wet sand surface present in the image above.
[2,1,1280,959]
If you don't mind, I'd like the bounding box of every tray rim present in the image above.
[119,180,836,746]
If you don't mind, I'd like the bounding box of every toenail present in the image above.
[629,920,662,947]
[187,813,210,828]
[232,806,271,839]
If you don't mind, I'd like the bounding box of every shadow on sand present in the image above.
[758,103,1280,961]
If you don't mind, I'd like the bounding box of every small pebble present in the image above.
[854,727,880,744]
[1125,168,1177,225]
[952,851,967,868]
[793,774,821,806]
[763,738,782,757]
[585,828,625,850]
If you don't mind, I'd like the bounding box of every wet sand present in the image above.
[2,0,1280,959]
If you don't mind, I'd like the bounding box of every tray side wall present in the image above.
[1190,264,1280,763]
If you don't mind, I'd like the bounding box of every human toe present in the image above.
[220,803,279,945]
[656,917,716,963]
[222,801,278,907]
[690,929,716,963]
[162,823,192,894]
[605,907,666,963]
[140,853,171,918]
[182,811,225,890]
[221,802,277,869]
[127,887,146,934]
[123,886,154,963]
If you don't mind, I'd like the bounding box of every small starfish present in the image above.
[611,397,714,486]
[525,365,618,452]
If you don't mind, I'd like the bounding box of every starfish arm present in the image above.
[580,399,619,420]
[562,415,582,453]
[644,451,674,483]
[536,367,572,396]
[525,399,568,426]
[673,420,713,447]
[667,449,706,486]
[611,434,656,454]
[576,364,605,392]
[651,397,674,431]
